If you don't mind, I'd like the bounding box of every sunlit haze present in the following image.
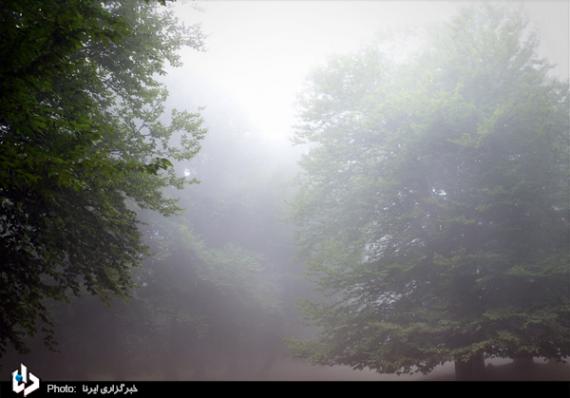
[164,1,568,143]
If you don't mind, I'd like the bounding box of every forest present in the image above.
[0,0,569,382]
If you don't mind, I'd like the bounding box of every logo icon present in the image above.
[12,364,40,396]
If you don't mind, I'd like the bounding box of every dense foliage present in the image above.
[0,0,206,356]
[0,96,295,379]
[292,5,569,376]
[22,218,284,380]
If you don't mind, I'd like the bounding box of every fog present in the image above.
[1,1,568,382]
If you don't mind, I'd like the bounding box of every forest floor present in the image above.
[199,358,570,381]
[82,357,569,381]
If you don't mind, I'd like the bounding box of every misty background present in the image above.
[1,1,568,381]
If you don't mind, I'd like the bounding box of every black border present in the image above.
[1,380,570,398]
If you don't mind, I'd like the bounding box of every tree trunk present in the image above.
[162,307,180,380]
[513,355,534,367]
[512,354,535,379]
[454,353,486,380]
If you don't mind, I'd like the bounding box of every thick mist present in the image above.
[1,1,568,382]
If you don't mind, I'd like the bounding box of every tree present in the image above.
[138,219,284,379]
[24,216,285,380]
[291,5,569,379]
[0,0,206,357]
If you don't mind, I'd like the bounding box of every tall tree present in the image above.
[291,5,569,379]
[0,0,206,357]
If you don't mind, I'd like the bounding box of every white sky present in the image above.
[163,1,569,142]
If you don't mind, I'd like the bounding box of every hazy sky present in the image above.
[163,1,569,143]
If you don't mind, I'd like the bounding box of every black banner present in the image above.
[1,380,569,398]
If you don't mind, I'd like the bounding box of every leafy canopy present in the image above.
[291,5,569,374]
[0,0,206,356]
